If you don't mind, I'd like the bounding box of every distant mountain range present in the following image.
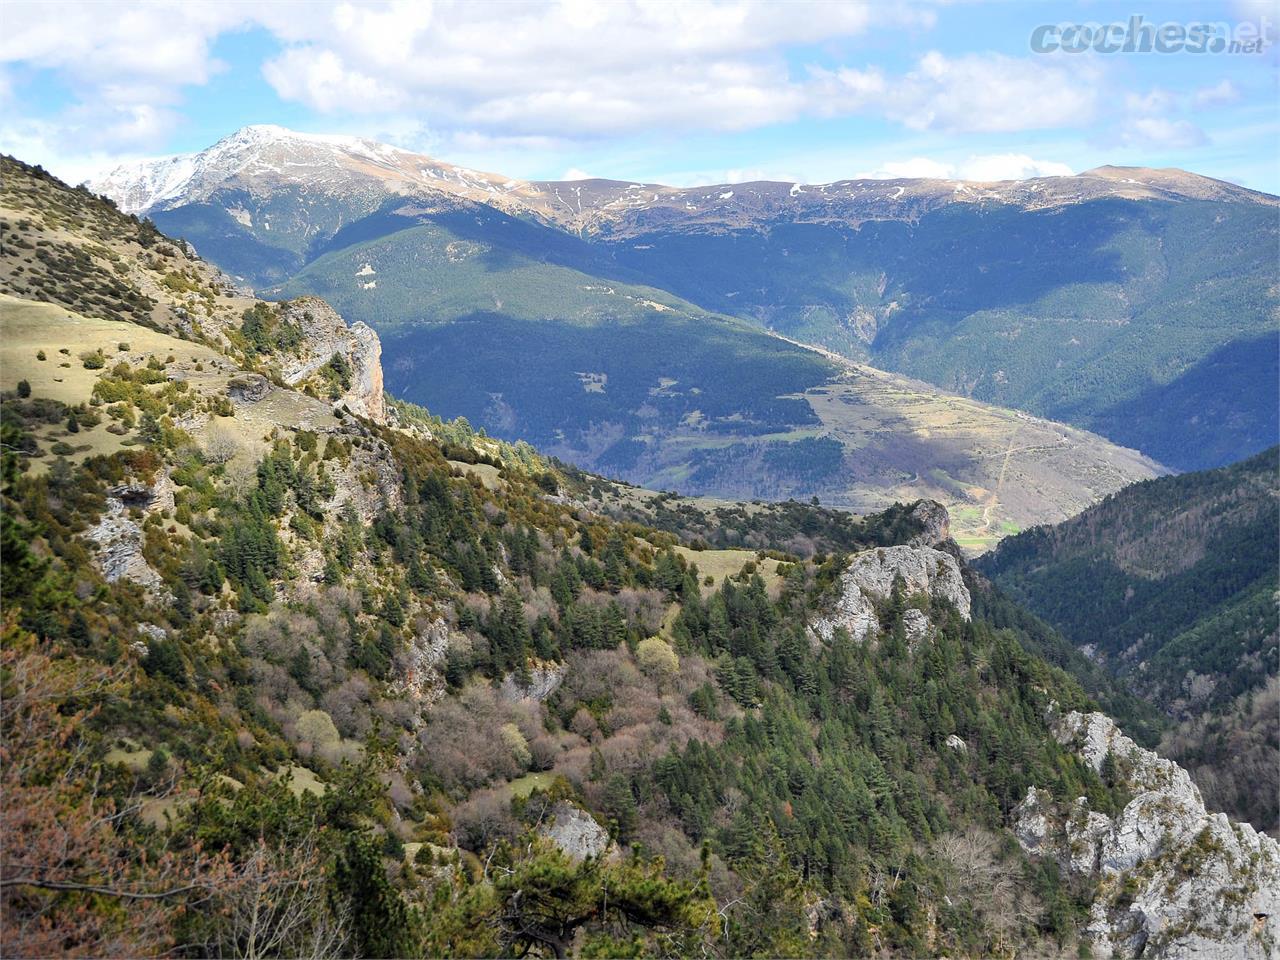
[88,127,1277,506]
[93,124,1273,230]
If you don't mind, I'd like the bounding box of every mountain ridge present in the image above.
[82,126,1279,479]
[90,124,1278,229]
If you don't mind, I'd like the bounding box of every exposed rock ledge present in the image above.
[278,297,386,423]
[85,472,175,599]
[811,544,970,643]
[540,801,616,862]
[1015,709,1279,959]
[391,619,453,715]
[905,499,952,548]
[499,662,565,703]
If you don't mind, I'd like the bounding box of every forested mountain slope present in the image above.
[593,192,1279,473]
[977,448,1280,831]
[91,128,1278,474]
[5,157,1276,958]
[262,194,1162,553]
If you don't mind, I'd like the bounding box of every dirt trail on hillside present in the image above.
[981,428,1021,533]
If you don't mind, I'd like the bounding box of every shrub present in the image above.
[636,636,679,684]
[294,709,341,752]
[501,722,532,769]
[81,349,106,370]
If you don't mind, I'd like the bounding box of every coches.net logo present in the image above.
[1030,14,1272,54]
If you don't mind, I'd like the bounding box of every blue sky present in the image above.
[1,0,1277,190]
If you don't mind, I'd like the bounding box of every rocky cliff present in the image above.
[904,499,952,548]
[1016,709,1279,959]
[278,297,386,423]
[86,476,176,599]
[812,544,971,643]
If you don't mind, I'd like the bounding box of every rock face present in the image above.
[278,298,385,423]
[906,499,952,548]
[499,662,565,703]
[811,545,970,643]
[85,474,174,598]
[540,801,614,862]
[392,619,453,713]
[1014,710,1280,959]
[901,608,933,648]
[227,373,270,403]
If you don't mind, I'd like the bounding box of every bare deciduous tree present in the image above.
[193,836,350,960]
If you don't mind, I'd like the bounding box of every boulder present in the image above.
[227,373,270,403]
[906,499,953,547]
[540,801,614,862]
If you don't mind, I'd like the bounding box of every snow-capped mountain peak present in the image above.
[87,125,508,215]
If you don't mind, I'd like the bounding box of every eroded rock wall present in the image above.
[1015,709,1280,959]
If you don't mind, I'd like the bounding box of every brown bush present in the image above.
[452,788,519,852]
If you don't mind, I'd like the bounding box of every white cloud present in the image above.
[0,0,1236,183]
[722,167,802,184]
[0,0,935,153]
[0,0,262,156]
[1125,89,1179,115]
[263,48,408,114]
[0,1,248,101]
[959,153,1073,181]
[560,168,598,181]
[1106,86,1210,149]
[1193,80,1241,108]
[250,1,932,135]
[1118,117,1208,149]
[893,52,1103,133]
[857,153,1073,182]
[0,117,160,185]
[816,51,1105,135]
[856,157,953,179]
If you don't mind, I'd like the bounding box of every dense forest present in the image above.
[0,380,1123,956]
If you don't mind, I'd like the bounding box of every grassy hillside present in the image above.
[976,447,1279,830]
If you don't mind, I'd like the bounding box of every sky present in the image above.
[1,0,1277,191]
